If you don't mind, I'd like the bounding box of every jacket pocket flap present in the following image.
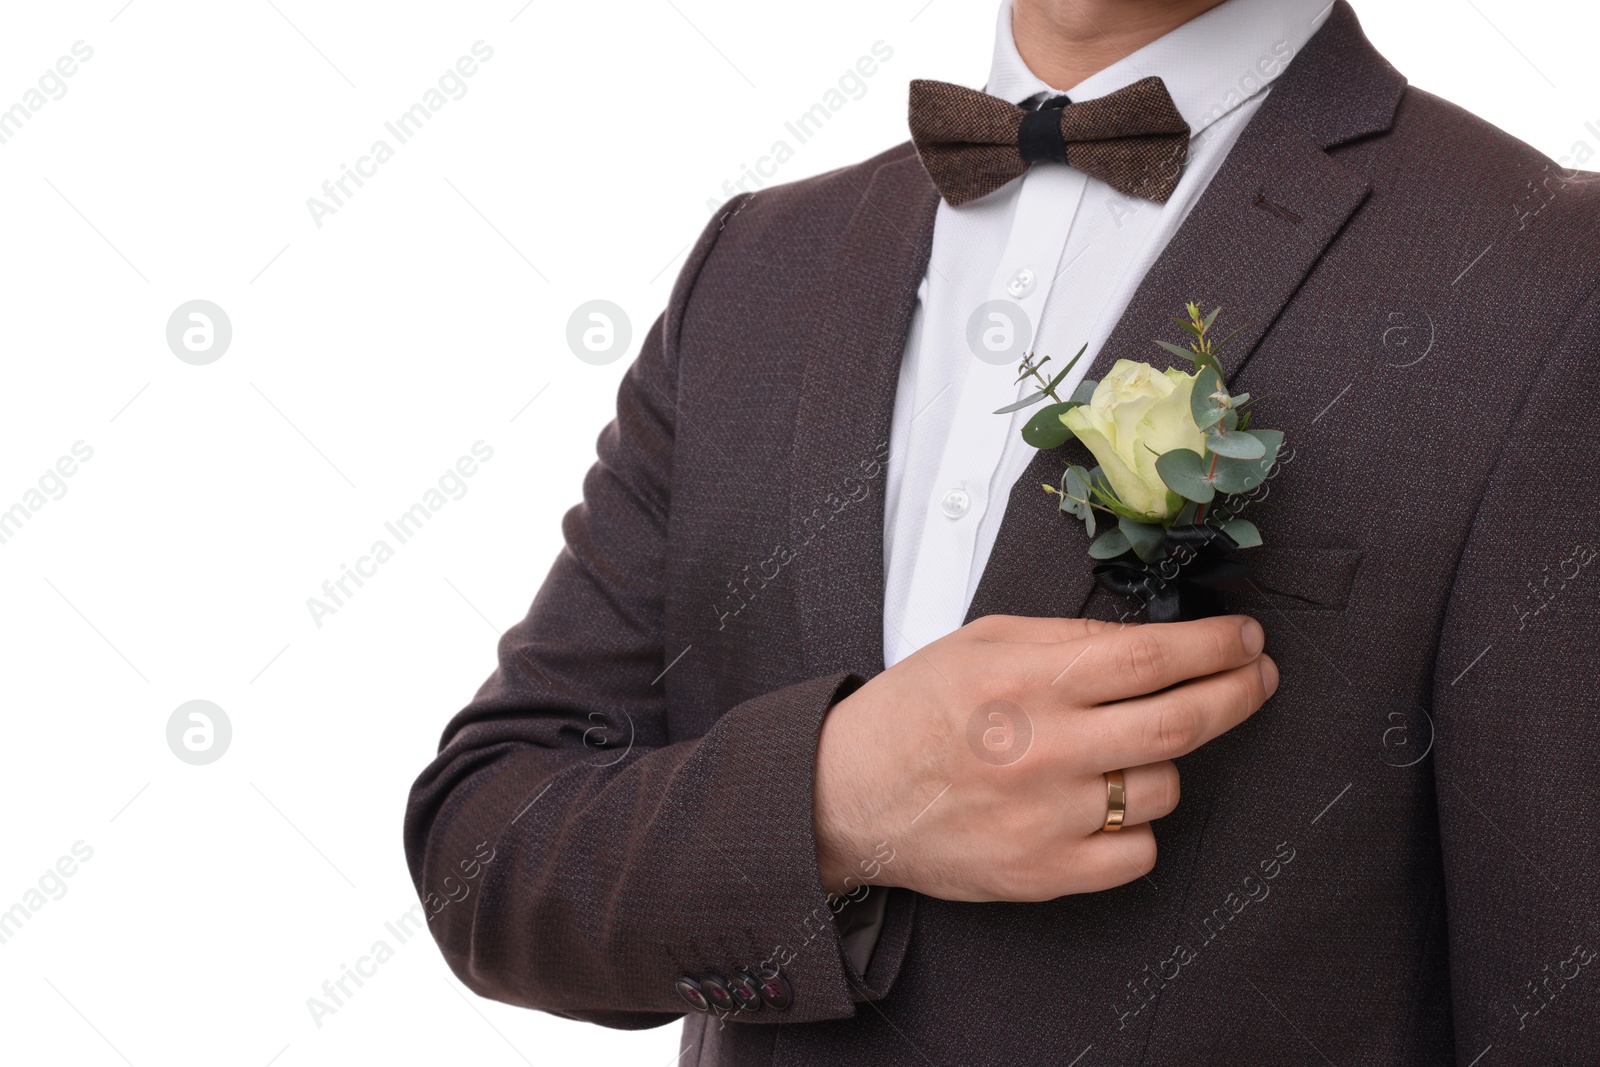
[1237,545,1362,611]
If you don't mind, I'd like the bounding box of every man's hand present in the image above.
[813,615,1276,902]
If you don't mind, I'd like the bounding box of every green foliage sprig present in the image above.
[995,304,1286,565]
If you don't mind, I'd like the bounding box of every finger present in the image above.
[1083,657,1277,770]
[993,822,1159,902]
[964,614,1120,644]
[1050,615,1265,705]
[1117,761,1179,827]
[1072,823,1159,895]
[1054,761,1179,836]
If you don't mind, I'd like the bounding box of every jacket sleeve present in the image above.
[1432,281,1600,1061]
[402,198,879,1029]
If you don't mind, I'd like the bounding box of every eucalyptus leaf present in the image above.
[1120,517,1167,563]
[1060,466,1097,537]
[1070,378,1099,405]
[1021,402,1078,449]
[994,389,1050,415]
[1044,343,1090,394]
[1155,448,1216,503]
[1202,305,1221,331]
[1196,406,1227,431]
[1204,428,1267,460]
[1209,458,1264,494]
[1089,527,1131,559]
[1221,518,1263,549]
[1059,465,1091,520]
[1190,365,1223,427]
[1210,430,1283,493]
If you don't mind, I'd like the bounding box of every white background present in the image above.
[0,1,1595,1064]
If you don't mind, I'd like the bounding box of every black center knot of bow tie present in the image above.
[1017,94,1072,164]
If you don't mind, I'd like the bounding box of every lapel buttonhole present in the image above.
[1253,190,1303,225]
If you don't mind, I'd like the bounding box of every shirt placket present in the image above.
[892,166,1086,660]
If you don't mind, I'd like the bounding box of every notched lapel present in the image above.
[789,154,939,678]
[1119,109,1372,387]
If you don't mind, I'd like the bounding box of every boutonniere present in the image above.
[995,303,1284,621]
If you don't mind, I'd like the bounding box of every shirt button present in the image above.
[1006,268,1036,299]
[940,488,971,519]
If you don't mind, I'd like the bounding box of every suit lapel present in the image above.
[968,0,1399,624]
[789,152,940,678]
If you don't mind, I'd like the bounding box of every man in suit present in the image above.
[404,0,1600,1062]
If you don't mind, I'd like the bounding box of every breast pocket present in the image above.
[1231,545,1363,612]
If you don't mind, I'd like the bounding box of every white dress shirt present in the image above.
[881,0,1334,667]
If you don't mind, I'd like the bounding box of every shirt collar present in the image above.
[984,0,1335,136]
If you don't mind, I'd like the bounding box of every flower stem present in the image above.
[1021,354,1063,403]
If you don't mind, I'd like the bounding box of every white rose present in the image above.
[1061,359,1208,521]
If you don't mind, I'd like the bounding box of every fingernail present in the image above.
[1241,618,1264,657]
[1259,656,1279,696]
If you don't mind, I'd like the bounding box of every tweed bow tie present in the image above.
[908,76,1191,207]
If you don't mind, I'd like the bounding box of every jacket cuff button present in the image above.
[728,969,764,1011]
[699,973,737,1013]
[757,970,794,1011]
[674,976,709,1012]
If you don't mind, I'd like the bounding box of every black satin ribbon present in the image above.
[1092,524,1256,622]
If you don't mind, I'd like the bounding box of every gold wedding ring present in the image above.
[1103,770,1127,832]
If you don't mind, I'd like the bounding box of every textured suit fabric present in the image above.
[404,4,1600,1064]
[908,75,1190,205]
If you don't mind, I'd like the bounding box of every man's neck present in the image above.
[1011,0,1230,89]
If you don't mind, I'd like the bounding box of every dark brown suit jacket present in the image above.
[404,5,1600,1063]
